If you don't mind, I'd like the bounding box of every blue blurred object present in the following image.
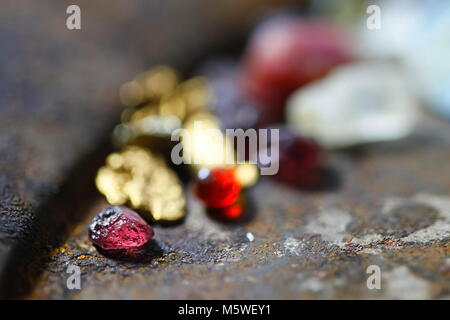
[354,0,450,120]
[406,1,450,120]
[430,76,450,119]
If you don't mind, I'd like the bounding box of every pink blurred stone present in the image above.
[241,15,352,124]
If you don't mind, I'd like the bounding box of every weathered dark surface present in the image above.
[1,1,449,300]
[0,0,294,298]
[28,112,450,299]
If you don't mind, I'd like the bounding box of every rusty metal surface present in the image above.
[27,113,450,299]
[0,0,295,298]
[1,0,449,300]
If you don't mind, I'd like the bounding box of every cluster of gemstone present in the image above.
[91,66,259,254]
[90,12,423,256]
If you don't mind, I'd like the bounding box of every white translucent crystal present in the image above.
[286,63,419,148]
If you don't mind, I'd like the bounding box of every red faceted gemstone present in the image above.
[241,16,352,124]
[195,168,241,208]
[89,206,154,251]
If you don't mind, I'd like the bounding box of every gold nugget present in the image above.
[114,69,211,151]
[176,77,212,115]
[96,146,185,222]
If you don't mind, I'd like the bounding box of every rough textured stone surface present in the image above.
[0,0,293,298]
[1,1,449,300]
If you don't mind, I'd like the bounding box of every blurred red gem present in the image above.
[195,168,241,208]
[277,137,323,186]
[89,206,154,251]
[259,125,323,186]
[207,194,246,222]
[221,203,244,219]
[210,201,244,220]
[241,16,352,124]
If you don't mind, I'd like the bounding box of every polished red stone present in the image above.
[89,206,154,251]
[194,168,241,208]
[241,16,352,124]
